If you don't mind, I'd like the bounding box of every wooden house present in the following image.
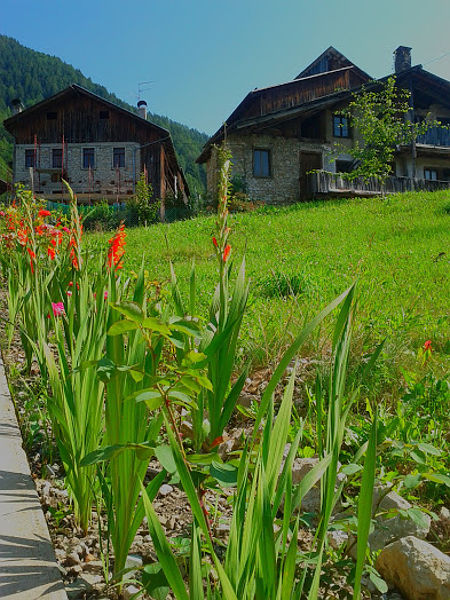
[3,84,189,210]
[197,46,450,202]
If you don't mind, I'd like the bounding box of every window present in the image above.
[113,147,125,168]
[99,110,110,119]
[46,111,57,120]
[333,115,349,138]
[424,168,438,181]
[335,160,353,173]
[253,149,271,177]
[52,149,63,169]
[25,149,34,168]
[83,148,95,169]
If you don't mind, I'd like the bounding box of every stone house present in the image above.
[3,84,189,208]
[197,46,450,203]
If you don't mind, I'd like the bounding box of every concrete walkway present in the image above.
[0,353,67,599]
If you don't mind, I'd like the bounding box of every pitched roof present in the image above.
[4,83,170,135]
[295,46,372,80]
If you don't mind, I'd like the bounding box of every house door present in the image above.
[299,152,322,199]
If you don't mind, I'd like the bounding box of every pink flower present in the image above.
[104,290,108,300]
[51,302,65,317]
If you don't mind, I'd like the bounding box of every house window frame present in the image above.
[82,147,95,169]
[113,147,126,169]
[424,167,438,181]
[52,148,63,169]
[25,149,35,168]
[253,148,271,178]
[333,114,350,138]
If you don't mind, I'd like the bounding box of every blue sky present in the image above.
[2,0,449,134]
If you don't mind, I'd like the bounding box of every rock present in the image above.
[124,554,143,581]
[291,457,345,514]
[65,551,81,566]
[159,484,173,496]
[373,489,430,551]
[123,585,140,600]
[376,536,450,600]
[328,529,348,549]
[349,488,431,558]
[238,394,254,408]
[217,439,235,460]
[65,574,102,599]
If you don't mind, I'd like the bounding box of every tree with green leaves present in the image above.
[338,77,441,181]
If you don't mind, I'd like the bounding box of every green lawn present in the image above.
[88,190,450,399]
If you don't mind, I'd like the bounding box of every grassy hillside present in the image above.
[88,190,450,400]
[0,35,207,194]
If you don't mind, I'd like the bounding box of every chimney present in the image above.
[137,100,147,120]
[11,97,24,114]
[394,46,412,73]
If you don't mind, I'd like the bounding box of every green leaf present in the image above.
[155,444,177,474]
[142,317,172,335]
[403,473,422,489]
[112,301,144,322]
[417,442,442,457]
[210,460,238,487]
[368,571,388,594]
[407,507,431,529]
[341,463,363,476]
[142,564,170,600]
[422,472,450,487]
[108,319,140,336]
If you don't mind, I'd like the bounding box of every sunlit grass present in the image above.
[87,190,450,399]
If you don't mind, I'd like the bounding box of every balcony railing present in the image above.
[306,171,450,198]
[416,127,450,147]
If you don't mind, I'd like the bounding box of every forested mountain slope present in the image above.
[0,35,207,193]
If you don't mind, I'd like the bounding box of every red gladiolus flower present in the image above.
[47,246,56,260]
[27,247,36,274]
[38,209,51,218]
[222,244,231,262]
[104,290,108,300]
[107,223,126,271]
[51,302,65,317]
[212,236,218,248]
[423,340,432,351]
[67,290,72,297]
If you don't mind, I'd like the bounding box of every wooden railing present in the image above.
[417,127,450,147]
[306,171,450,198]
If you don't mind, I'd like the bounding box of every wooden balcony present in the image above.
[306,171,450,198]
[417,127,450,148]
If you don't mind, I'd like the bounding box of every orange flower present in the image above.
[47,246,56,260]
[423,340,432,351]
[107,223,126,271]
[222,244,231,262]
[17,228,28,246]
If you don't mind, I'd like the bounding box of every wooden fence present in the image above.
[306,171,450,198]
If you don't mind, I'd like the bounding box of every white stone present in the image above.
[376,536,450,600]
[159,484,174,496]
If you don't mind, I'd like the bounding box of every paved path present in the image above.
[0,352,67,599]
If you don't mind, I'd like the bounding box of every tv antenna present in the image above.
[137,81,154,102]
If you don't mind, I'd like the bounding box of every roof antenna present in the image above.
[137,81,154,104]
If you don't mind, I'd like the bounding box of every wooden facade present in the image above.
[4,85,189,205]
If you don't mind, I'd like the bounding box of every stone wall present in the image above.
[14,142,141,198]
